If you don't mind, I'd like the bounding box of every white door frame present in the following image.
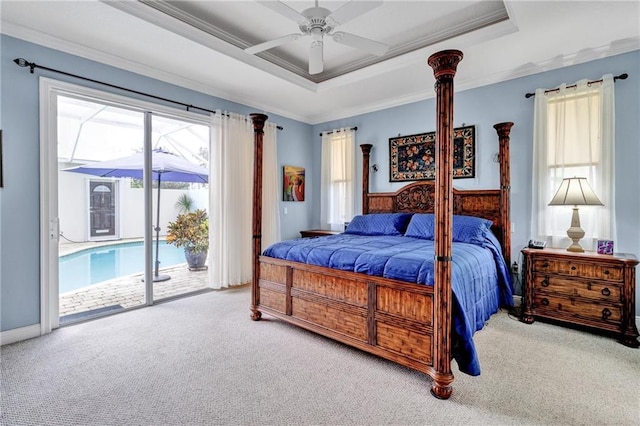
[39,78,60,334]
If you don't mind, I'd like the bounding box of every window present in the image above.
[320,128,356,231]
[531,75,616,249]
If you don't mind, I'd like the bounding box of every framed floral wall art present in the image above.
[389,125,475,182]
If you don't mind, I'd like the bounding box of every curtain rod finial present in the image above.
[14,58,35,73]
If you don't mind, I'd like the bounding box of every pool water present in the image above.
[59,241,186,294]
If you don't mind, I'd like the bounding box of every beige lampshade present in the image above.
[548,177,603,206]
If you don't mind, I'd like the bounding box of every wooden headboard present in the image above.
[360,122,514,265]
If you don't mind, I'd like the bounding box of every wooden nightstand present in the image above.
[521,247,639,347]
[299,229,341,238]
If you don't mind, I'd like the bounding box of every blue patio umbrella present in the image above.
[65,148,208,282]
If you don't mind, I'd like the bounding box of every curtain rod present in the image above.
[13,58,283,130]
[319,126,358,136]
[524,73,628,98]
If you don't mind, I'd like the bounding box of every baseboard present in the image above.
[1,305,637,345]
[0,324,41,346]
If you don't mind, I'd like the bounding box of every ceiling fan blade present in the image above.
[332,31,389,56]
[258,1,308,25]
[245,33,304,55]
[327,0,382,26]
[309,40,324,75]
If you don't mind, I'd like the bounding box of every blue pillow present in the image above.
[345,213,413,236]
[404,213,493,246]
[452,214,494,246]
[404,213,436,239]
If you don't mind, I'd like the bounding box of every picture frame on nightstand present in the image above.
[597,239,614,255]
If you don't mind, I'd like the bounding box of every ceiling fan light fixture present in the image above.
[309,39,324,75]
[311,27,323,40]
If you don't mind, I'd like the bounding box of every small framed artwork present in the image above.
[283,165,305,201]
[597,239,614,255]
[389,125,476,182]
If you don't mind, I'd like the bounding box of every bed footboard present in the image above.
[257,256,437,375]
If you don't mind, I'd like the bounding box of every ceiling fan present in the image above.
[244,1,389,75]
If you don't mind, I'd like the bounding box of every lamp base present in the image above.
[566,243,585,253]
[566,222,586,253]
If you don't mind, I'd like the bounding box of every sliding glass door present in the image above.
[57,95,148,323]
[149,113,210,302]
[43,79,210,327]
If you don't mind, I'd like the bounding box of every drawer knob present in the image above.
[601,288,611,297]
[602,308,612,320]
[541,298,549,306]
[541,262,549,268]
[541,278,550,287]
[604,270,610,275]
[570,266,577,271]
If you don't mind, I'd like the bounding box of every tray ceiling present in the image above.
[139,0,511,83]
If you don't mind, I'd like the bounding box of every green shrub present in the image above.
[166,209,209,253]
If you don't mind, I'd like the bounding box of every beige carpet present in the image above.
[1,286,639,425]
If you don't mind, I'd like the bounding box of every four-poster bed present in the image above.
[249,50,514,399]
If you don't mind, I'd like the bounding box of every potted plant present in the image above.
[166,209,209,270]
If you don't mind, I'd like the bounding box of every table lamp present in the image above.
[548,177,603,253]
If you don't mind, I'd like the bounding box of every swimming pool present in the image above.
[59,241,186,294]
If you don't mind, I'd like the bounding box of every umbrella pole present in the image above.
[153,173,171,282]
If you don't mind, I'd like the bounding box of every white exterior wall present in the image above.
[59,164,90,243]
[58,163,208,245]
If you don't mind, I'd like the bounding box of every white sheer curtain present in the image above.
[208,112,280,289]
[531,75,616,249]
[320,128,356,231]
[262,122,281,249]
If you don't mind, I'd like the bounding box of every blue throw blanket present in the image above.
[263,232,513,376]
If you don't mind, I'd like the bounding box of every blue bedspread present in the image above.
[263,232,513,376]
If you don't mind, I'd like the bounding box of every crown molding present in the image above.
[2,18,638,126]
[310,39,640,124]
[129,0,511,85]
[0,21,311,124]
[102,0,318,92]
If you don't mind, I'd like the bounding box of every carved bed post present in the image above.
[427,49,464,400]
[493,122,514,268]
[360,144,373,214]
[250,113,268,321]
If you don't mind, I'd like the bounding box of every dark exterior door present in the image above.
[89,181,116,238]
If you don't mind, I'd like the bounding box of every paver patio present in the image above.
[59,240,212,320]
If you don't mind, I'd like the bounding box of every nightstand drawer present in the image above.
[532,276,622,302]
[532,258,623,282]
[532,294,622,324]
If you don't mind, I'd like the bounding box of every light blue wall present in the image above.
[0,35,314,331]
[1,32,638,333]
[313,50,640,297]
